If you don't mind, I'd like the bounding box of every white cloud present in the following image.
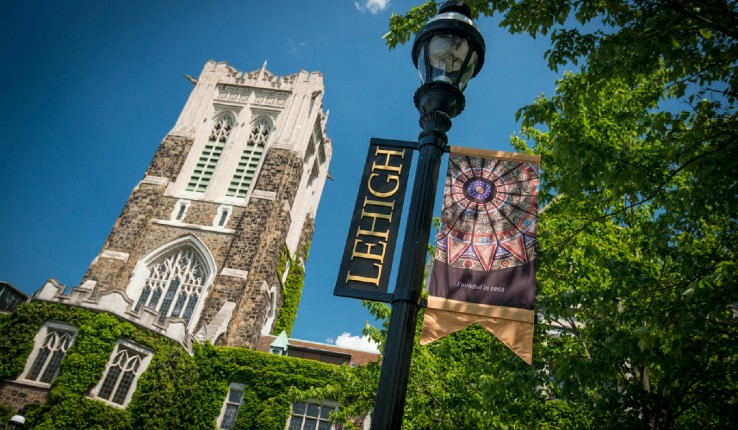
[335,332,380,353]
[354,0,390,15]
[287,39,307,53]
[325,337,335,344]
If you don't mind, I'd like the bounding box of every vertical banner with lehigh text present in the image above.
[420,147,540,364]
[334,139,415,302]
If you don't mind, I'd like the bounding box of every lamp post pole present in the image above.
[371,2,485,429]
[371,103,454,430]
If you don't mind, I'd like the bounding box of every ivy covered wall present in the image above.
[0,301,339,430]
[272,243,308,337]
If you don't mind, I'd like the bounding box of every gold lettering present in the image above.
[372,148,405,174]
[351,238,387,262]
[356,227,389,240]
[367,173,400,198]
[346,264,383,287]
[357,198,393,240]
[363,197,395,210]
[360,205,393,228]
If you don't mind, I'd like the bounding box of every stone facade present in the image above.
[32,60,332,350]
[0,380,49,412]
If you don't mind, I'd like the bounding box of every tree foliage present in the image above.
[322,1,738,428]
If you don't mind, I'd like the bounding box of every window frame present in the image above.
[89,339,153,408]
[171,199,191,222]
[186,112,235,194]
[126,235,216,332]
[226,116,273,199]
[213,204,233,228]
[260,285,278,336]
[217,382,246,429]
[18,321,78,387]
[288,400,337,430]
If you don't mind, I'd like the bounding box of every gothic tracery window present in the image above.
[227,118,271,198]
[133,247,208,326]
[21,322,77,385]
[91,339,153,407]
[187,114,234,193]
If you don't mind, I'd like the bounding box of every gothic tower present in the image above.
[35,60,332,349]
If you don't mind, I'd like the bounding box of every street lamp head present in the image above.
[412,1,485,124]
[8,411,26,430]
[412,1,485,93]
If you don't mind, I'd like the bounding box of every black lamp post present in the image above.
[371,2,485,429]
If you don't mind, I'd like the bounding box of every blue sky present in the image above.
[0,1,559,350]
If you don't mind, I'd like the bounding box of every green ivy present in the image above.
[0,402,11,426]
[0,302,339,430]
[272,244,308,337]
[277,246,289,281]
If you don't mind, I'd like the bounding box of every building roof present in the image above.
[0,281,28,299]
[256,335,379,366]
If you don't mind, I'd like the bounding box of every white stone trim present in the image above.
[171,199,191,221]
[195,301,236,344]
[89,339,154,408]
[220,268,248,279]
[34,280,66,301]
[261,284,278,336]
[141,175,169,186]
[252,89,290,107]
[153,219,236,235]
[250,190,276,201]
[213,205,233,228]
[100,250,130,263]
[31,283,196,353]
[167,128,195,138]
[268,142,293,150]
[79,280,97,290]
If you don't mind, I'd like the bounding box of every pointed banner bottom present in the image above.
[420,307,534,365]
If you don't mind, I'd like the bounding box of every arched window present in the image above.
[132,243,212,327]
[218,383,245,429]
[187,114,234,193]
[227,117,272,198]
[89,339,153,408]
[20,322,77,386]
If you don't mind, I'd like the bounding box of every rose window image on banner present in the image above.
[436,154,540,272]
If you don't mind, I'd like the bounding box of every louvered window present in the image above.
[187,115,233,192]
[227,118,271,198]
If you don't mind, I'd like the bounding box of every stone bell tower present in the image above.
[35,60,332,349]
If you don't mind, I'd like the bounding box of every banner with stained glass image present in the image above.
[420,147,540,364]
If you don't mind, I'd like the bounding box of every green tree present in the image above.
[318,1,738,428]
